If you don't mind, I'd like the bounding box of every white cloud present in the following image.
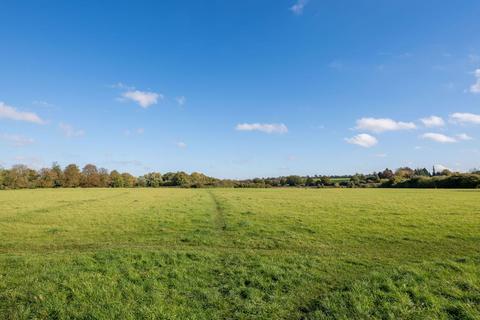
[0,134,34,147]
[59,123,85,138]
[420,115,445,127]
[122,90,162,108]
[470,69,480,94]
[0,102,45,124]
[235,123,288,134]
[450,112,480,124]
[435,164,451,172]
[456,133,473,141]
[421,133,456,143]
[355,117,416,133]
[345,133,378,148]
[290,0,308,15]
[176,96,186,106]
[176,142,187,148]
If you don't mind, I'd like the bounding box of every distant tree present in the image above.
[162,172,175,185]
[51,162,64,187]
[414,168,430,177]
[121,173,136,187]
[285,175,304,187]
[395,167,414,179]
[320,176,332,186]
[136,176,147,187]
[109,170,124,187]
[0,168,5,189]
[7,165,35,189]
[350,174,365,187]
[63,164,81,187]
[439,169,452,176]
[172,172,191,187]
[98,168,110,187]
[190,172,215,187]
[144,172,162,187]
[379,168,394,179]
[81,164,100,187]
[37,168,56,188]
[305,177,315,187]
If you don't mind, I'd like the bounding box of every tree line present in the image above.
[0,163,222,189]
[0,163,479,189]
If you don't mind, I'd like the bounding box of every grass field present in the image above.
[0,188,479,319]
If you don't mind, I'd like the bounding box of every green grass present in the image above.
[0,188,479,319]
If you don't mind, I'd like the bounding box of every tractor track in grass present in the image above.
[207,189,227,232]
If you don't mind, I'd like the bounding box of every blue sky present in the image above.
[1,0,480,178]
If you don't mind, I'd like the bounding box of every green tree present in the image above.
[109,170,124,187]
[144,172,162,187]
[172,172,191,187]
[395,167,414,179]
[320,176,332,186]
[51,162,64,187]
[414,168,430,177]
[285,175,304,187]
[121,173,136,187]
[98,168,110,187]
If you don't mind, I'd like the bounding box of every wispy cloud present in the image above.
[176,141,187,148]
[468,54,480,64]
[450,112,480,125]
[290,0,308,15]
[235,123,288,134]
[124,128,145,136]
[0,102,45,124]
[32,100,55,108]
[456,133,473,141]
[110,82,134,90]
[420,115,445,127]
[176,96,186,107]
[345,133,378,148]
[0,134,35,147]
[469,69,480,93]
[59,123,85,138]
[122,90,162,108]
[421,133,456,143]
[355,117,416,133]
[13,156,45,169]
